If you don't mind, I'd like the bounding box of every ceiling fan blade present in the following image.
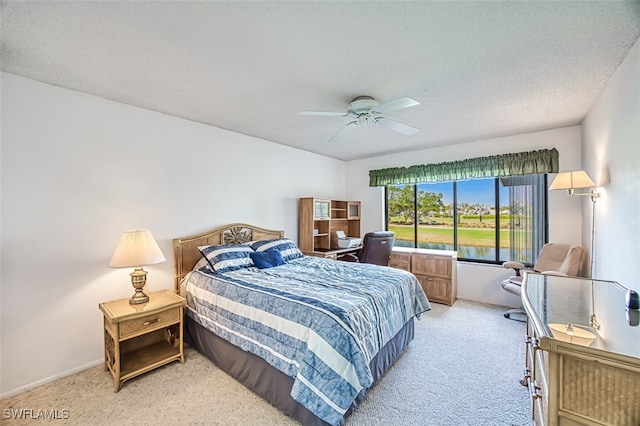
[372,97,419,114]
[328,121,358,143]
[298,110,347,117]
[375,117,419,135]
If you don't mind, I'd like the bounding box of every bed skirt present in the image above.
[185,315,415,426]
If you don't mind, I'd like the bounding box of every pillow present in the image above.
[250,238,304,262]
[198,244,254,273]
[250,248,286,269]
[193,256,214,272]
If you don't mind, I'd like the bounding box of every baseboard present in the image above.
[1,358,103,400]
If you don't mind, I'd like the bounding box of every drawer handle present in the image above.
[531,338,539,351]
[529,381,542,400]
[519,368,531,387]
[143,318,161,326]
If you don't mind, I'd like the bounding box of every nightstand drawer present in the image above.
[119,307,180,338]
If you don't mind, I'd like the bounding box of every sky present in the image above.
[417,179,509,206]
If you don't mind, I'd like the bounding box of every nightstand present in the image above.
[99,290,186,392]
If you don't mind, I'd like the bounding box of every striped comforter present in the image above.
[184,256,430,426]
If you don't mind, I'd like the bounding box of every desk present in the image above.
[303,246,362,261]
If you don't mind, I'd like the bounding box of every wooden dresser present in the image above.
[389,247,457,305]
[521,273,640,425]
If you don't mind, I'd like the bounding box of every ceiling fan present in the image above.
[298,96,420,143]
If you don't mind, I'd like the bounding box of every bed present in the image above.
[173,223,430,426]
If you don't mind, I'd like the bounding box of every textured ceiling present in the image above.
[2,1,640,161]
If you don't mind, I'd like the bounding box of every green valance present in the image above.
[369,148,559,187]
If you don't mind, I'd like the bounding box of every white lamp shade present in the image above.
[549,171,596,190]
[109,230,166,268]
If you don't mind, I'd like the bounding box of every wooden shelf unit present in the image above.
[299,198,361,255]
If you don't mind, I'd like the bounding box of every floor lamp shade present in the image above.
[549,171,595,191]
[110,230,166,305]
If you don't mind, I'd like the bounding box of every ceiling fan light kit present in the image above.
[347,95,380,113]
[299,96,420,143]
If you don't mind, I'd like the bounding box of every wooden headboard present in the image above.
[172,223,284,291]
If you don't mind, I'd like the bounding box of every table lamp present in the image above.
[109,230,166,305]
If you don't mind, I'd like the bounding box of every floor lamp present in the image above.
[549,170,600,329]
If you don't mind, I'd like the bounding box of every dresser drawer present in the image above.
[389,252,411,271]
[416,275,451,304]
[412,254,451,277]
[119,307,180,339]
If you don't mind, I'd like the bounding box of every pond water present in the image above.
[394,240,514,262]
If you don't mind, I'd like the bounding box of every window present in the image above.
[386,175,548,264]
[416,182,453,251]
[386,184,416,248]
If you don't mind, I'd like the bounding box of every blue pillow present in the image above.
[250,248,286,269]
[198,244,254,273]
[250,238,304,262]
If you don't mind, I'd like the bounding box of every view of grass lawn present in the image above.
[389,224,512,248]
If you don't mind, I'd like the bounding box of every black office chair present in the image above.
[341,231,395,266]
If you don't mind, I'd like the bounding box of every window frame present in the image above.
[385,176,549,265]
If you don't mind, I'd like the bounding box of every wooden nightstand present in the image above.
[99,290,186,392]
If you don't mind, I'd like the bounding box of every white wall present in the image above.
[582,39,640,291]
[0,73,346,397]
[346,126,584,307]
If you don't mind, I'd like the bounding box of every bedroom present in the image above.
[1,1,639,424]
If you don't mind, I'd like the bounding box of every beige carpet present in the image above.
[1,300,529,425]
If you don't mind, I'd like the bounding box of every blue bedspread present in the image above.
[184,256,430,425]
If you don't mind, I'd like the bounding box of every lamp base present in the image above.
[129,289,150,305]
[129,267,150,306]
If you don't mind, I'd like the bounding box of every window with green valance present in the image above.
[369,148,559,187]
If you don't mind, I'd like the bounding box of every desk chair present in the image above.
[502,243,584,320]
[341,231,395,266]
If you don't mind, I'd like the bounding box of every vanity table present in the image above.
[521,273,639,426]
